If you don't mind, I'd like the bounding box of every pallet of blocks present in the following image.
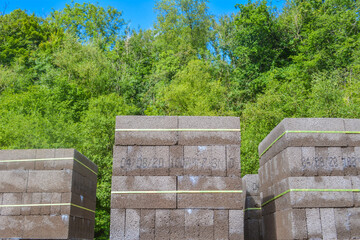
[110,116,244,240]
[0,148,98,239]
[258,118,360,239]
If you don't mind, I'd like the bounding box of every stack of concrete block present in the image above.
[111,116,244,239]
[0,148,98,239]
[242,174,262,240]
[258,118,360,239]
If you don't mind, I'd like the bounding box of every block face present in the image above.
[0,170,27,192]
[344,119,360,145]
[140,209,155,240]
[178,116,241,145]
[112,146,128,176]
[27,170,73,192]
[169,210,185,240]
[111,176,176,209]
[22,215,70,239]
[214,210,229,240]
[169,146,184,176]
[306,208,322,239]
[110,209,125,240]
[242,174,260,196]
[0,216,24,238]
[177,176,243,209]
[155,209,171,239]
[229,210,244,240]
[276,209,307,240]
[183,146,226,176]
[226,145,241,177]
[125,209,140,240]
[320,208,337,239]
[115,116,178,146]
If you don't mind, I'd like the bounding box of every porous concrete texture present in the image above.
[258,118,360,239]
[111,115,243,240]
[0,148,98,239]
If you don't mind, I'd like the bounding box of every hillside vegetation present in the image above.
[0,0,359,238]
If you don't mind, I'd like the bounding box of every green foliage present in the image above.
[1,0,360,238]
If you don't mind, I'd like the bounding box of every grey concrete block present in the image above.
[198,210,214,239]
[140,210,155,240]
[0,216,24,238]
[169,146,184,176]
[35,148,55,170]
[110,209,125,240]
[169,210,185,240]
[242,174,260,197]
[125,209,140,240]
[50,192,62,216]
[306,208,322,239]
[2,149,36,170]
[27,170,73,193]
[229,210,244,240]
[30,193,42,215]
[334,208,351,240]
[155,209,170,240]
[226,145,241,177]
[344,118,360,146]
[111,176,176,209]
[178,116,241,145]
[259,118,348,165]
[115,116,178,145]
[183,146,226,176]
[177,176,243,209]
[244,219,260,240]
[21,193,32,216]
[214,210,228,240]
[320,208,337,239]
[23,215,70,239]
[275,209,307,240]
[2,193,22,216]
[113,146,128,176]
[352,176,360,207]
[0,170,27,193]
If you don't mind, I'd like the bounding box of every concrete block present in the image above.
[169,146,184,176]
[226,145,241,177]
[185,209,200,239]
[1,149,36,171]
[344,118,360,146]
[70,192,96,220]
[22,215,69,239]
[177,176,243,209]
[0,170,27,192]
[169,210,185,240]
[41,193,52,215]
[320,208,337,239]
[155,209,170,240]
[334,208,351,240]
[198,210,214,239]
[273,176,354,209]
[259,118,347,165]
[183,146,226,176]
[275,209,307,240]
[140,209,155,240]
[113,146,128,176]
[111,176,176,209]
[342,147,358,175]
[125,209,140,240]
[214,210,229,240]
[50,192,62,216]
[229,210,244,240]
[60,193,72,216]
[122,146,170,176]
[73,149,98,175]
[349,208,360,238]
[110,209,125,240]
[242,174,260,196]
[262,212,276,240]
[352,176,360,207]
[115,116,178,145]
[2,193,22,216]
[306,208,322,239]
[178,116,241,145]
[35,148,55,170]
[0,216,23,238]
[30,193,42,215]
[27,170,72,192]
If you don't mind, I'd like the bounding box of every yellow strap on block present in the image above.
[0,203,95,213]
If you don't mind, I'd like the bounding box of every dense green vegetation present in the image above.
[1,0,359,238]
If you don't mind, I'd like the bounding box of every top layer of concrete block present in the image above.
[114,116,241,146]
[178,116,240,146]
[0,149,98,175]
[115,116,178,145]
[258,118,360,165]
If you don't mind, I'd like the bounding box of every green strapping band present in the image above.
[259,130,360,157]
[112,190,243,194]
[0,157,97,176]
[0,203,95,213]
[244,207,261,212]
[115,129,240,132]
[261,188,360,207]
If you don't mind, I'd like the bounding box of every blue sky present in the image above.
[2,0,285,29]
